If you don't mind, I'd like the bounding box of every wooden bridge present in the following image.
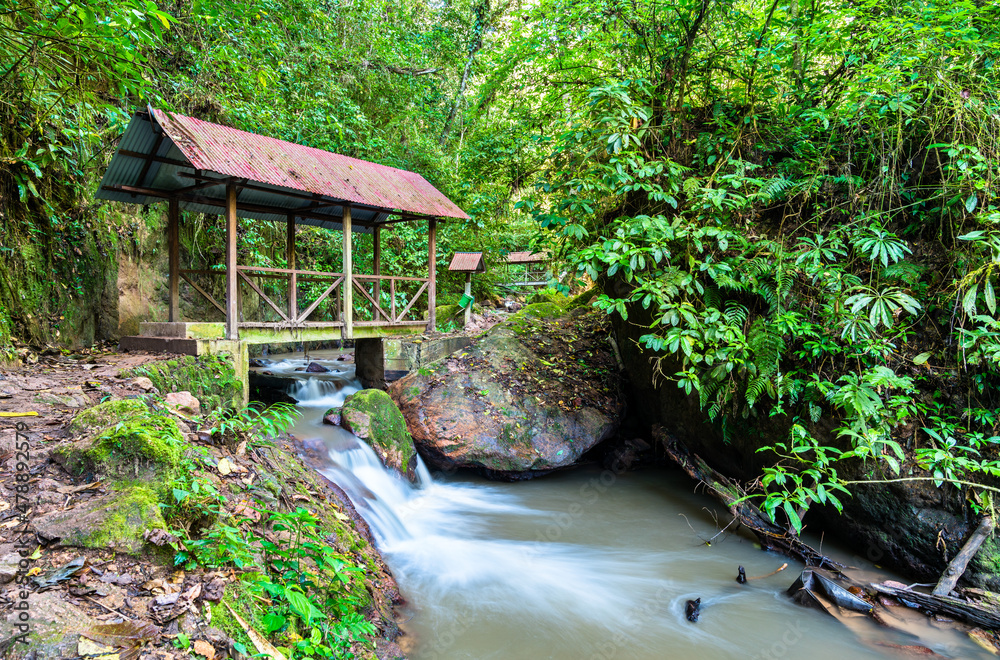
[98,107,468,348]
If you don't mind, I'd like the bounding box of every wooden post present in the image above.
[427,218,437,332]
[373,225,381,321]
[464,272,472,328]
[342,206,353,339]
[168,197,180,322]
[225,183,238,340]
[287,213,297,322]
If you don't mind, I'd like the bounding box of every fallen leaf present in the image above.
[78,637,119,660]
[193,639,216,660]
[33,555,85,590]
[82,620,160,647]
[217,458,233,476]
[56,481,103,495]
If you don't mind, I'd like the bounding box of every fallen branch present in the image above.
[933,516,996,596]
[654,426,842,571]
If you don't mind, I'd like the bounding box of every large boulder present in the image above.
[389,303,624,478]
[340,389,418,482]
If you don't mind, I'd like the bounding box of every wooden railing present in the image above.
[178,267,428,329]
[352,274,429,325]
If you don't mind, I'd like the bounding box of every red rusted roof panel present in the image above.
[506,251,547,264]
[151,108,469,220]
[449,252,485,272]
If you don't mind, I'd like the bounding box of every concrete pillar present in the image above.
[355,337,386,390]
[464,272,472,328]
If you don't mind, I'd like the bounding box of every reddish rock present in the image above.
[165,391,200,417]
[390,304,623,477]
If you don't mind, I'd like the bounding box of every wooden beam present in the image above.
[137,133,165,187]
[103,184,383,229]
[239,271,289,322]
[373,225,381,321]
[225,183,239,340]
[168,198,180,322]
[343,206,353,339]
[180,272,225,315]
[287,213,297,322]
[297,277,344,323]
[427,218,437,332]
[103,183,445,229]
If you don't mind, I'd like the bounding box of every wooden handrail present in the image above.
[353,274,429,283]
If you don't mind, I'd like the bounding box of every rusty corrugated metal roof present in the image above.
[506,251,547,264]
[152,109,468,220]
[95,108,468,230]
[448,252,485,272]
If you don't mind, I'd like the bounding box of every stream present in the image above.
[256,350,993,659]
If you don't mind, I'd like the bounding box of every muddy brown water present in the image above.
[264,350,992,659]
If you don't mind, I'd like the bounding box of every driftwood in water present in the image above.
[655,426,841,570]
[872,582,1000,629]
[933,516,996,596]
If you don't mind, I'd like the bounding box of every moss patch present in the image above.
[565,286,599,310]
[122,354,242,412]
[70,398,149,434]
[80,485,166,551]
[59,398,183,480]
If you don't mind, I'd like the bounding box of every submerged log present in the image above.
[872,582,1000,630]
[655,426,842,570]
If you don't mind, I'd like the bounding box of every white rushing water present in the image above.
[263,350,993,660]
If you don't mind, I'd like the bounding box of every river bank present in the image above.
[0,350,404,660]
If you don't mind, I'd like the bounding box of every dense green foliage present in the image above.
[501,0,1000,529]
[6,0,1000,534]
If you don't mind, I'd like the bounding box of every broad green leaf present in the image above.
[966,194,979,213]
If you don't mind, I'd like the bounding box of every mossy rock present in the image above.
[565,286,600,310]
[69,398,149,434]
[121,354,242,412]
[32,485,167,555]
[436,304,462,319]
[340,389,417,482]
[57,398,183,480]
[514,302,564,319]
[528,289,570,306]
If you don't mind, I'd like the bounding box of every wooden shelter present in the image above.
[97,107,469,344]
[504,251,549,288]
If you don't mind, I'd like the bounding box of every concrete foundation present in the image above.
[384,335,474,372]
[355,338,386,390]
[121,323,469,403]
